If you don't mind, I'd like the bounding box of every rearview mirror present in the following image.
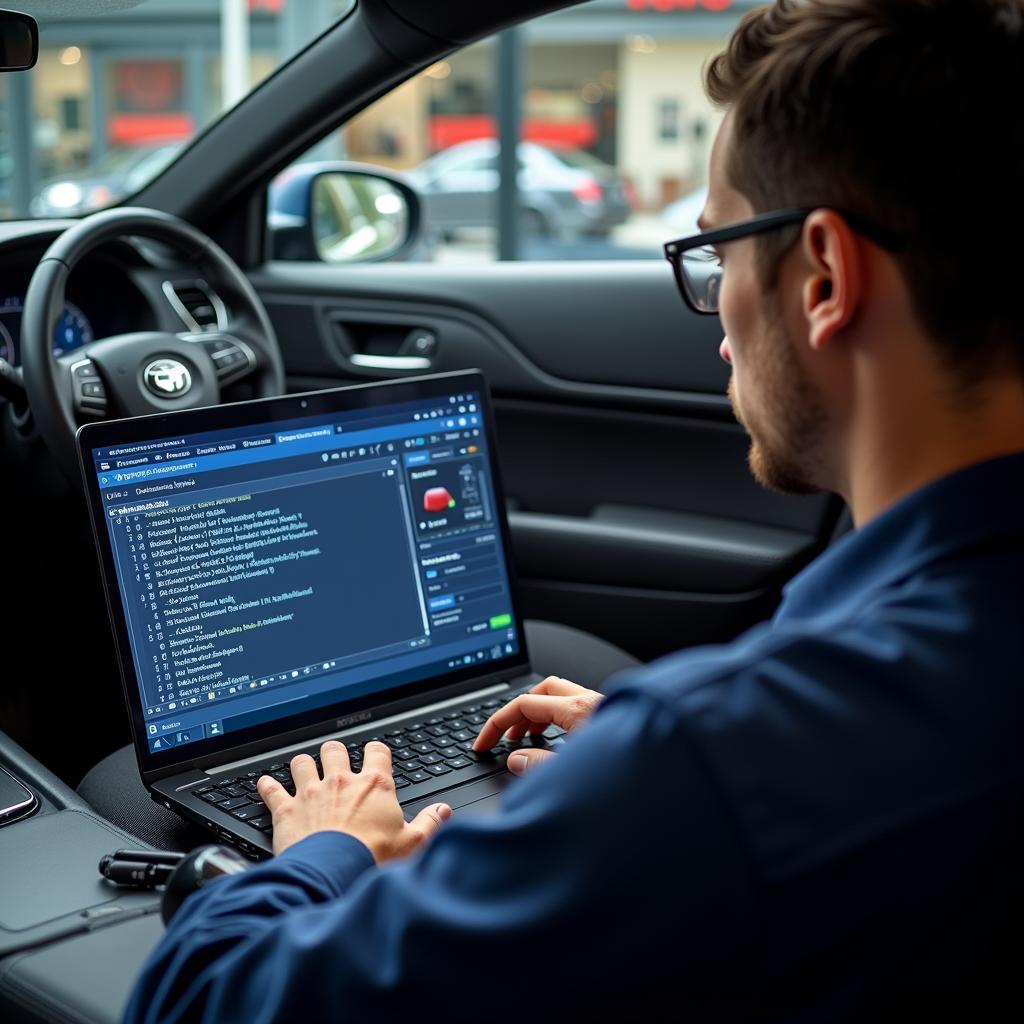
[0,10,38,71]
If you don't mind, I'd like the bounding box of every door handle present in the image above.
[348,352,432,370]
[331,322,438,372]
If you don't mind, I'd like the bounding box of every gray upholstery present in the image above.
[0,913,166,1024]
[77,620,639,851]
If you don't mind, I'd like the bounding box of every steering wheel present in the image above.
[20,206,285,479]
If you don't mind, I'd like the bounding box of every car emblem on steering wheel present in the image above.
[144,358,192,397]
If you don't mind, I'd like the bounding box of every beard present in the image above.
[727,300,829,496]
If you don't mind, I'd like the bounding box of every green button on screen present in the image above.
[489,613,512,629]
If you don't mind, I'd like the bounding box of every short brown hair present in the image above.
[705,0,1024,380]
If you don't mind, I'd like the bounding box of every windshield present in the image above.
[0,0,354,220]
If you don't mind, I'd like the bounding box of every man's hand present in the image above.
[257,740,451,860]
[472,675,603,776]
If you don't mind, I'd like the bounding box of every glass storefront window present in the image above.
[0,0,355,220]
[0,0,757,264]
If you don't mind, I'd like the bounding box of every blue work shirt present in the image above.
[125,453,1024,1022]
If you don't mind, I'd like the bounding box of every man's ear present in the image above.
[800,210,862,352]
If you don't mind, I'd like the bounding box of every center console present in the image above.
[0,733,165,1024]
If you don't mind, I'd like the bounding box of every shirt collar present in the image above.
[775,451,1024,625]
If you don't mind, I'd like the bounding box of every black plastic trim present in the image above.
[508,506,816,594]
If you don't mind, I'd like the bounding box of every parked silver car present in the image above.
[660,184,709,236]
[410,138,633,241]
[29,140,183,217]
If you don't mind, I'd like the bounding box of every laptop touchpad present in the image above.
[402,773,513,822]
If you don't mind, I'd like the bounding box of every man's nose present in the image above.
[719,338,732,364]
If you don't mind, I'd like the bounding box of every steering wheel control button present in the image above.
[143,357,193,398]
[216,349,246,368]
[70,358,107,417]
[200,336,254,382]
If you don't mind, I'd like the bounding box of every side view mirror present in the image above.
[269,163,422,263]
[0,10,37,72]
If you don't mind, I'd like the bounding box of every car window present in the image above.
[270,0,746,264]
[0,0,356,220]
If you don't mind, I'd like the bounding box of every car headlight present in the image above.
[42,182,85,209]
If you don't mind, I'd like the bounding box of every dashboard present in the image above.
[0,295,94,365]
[0,242,157,368]
[0,224,230,373]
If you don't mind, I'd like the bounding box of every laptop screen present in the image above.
[80,374,523,767]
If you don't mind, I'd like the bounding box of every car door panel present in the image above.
[249,261,840,660]
[257,262,730,396]
[508,506,816,592]
[488,399,829,658]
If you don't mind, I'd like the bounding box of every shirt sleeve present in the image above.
[123,686,757,1023]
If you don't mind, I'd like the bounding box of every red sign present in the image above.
[430,116,597,152]
[115,61,183,112]
[109,113,194,145]
[626,0,733,10]
[110,59,190,143]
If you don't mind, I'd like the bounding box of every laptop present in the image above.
[77,369,553,858]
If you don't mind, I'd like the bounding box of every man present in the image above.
[125,1,1024,1019]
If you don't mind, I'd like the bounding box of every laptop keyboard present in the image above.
[190,693,566,837]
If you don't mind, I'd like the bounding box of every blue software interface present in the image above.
[90,389,520,756]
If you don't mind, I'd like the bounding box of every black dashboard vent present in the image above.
[162,279,228,333]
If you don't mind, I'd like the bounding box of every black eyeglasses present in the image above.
[663,207,905,315]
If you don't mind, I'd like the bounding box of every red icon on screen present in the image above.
[423,487,454,512]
